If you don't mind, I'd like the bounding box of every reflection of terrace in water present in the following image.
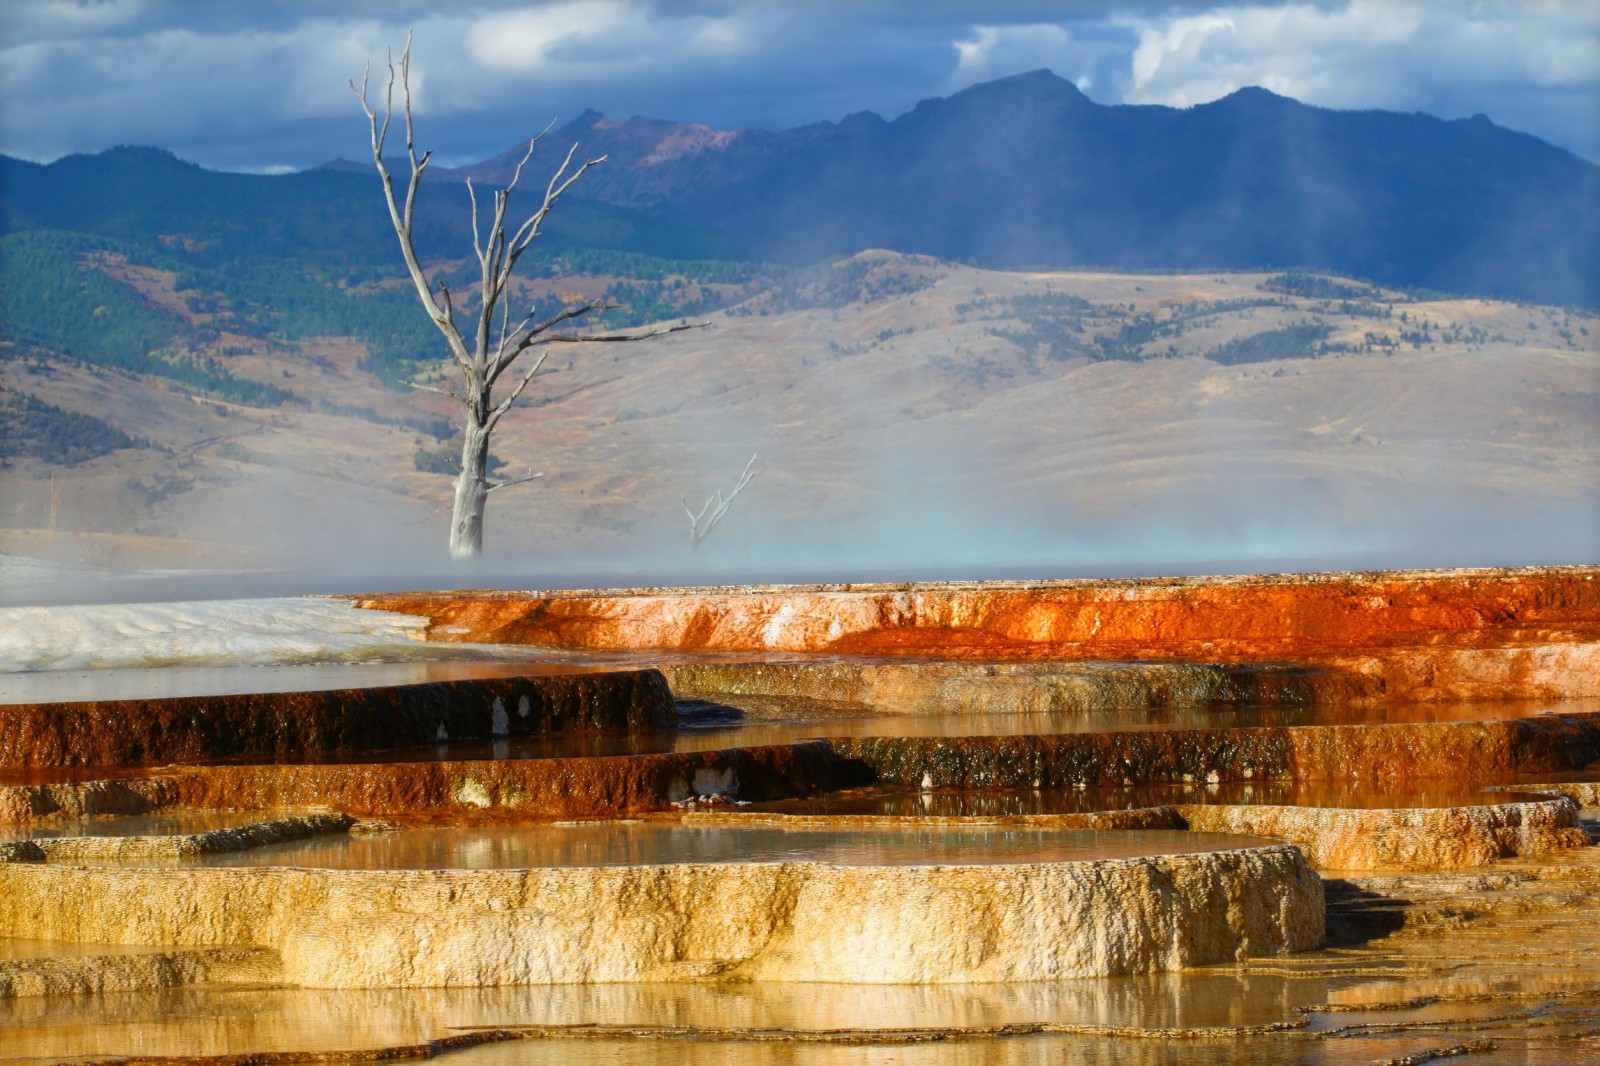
[0,809,287,843]
[167,697,1597,767]
[18,965,1589,1064]
[11,648,1590,732]
[745,780,1560,818]
[178,824,1273,870]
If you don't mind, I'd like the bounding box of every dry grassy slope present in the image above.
[1,252,1595,569]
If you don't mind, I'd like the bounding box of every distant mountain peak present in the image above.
[838,109,888,129]
[569,115,739,170]
[60,145,201,171]
[958,68,1089,102]
[993,68,1080,88]
[902,68,1090,124]
[564,108,610,132]
[1209,85,1297,109]
[310,157,372,174]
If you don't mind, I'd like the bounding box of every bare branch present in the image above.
[351,34,471,371]
[399,30,419,170]
[402,379,470,406]
[348,64,375,133]
[475,127,550,364]
[485,469,544,495]
[494,296,523,371]
[505,149,606,273]
[503,141,578,265]
[529,300,613,335]
[476,121,553,313]
[503,119,557,198]
[548,320,709,344]
[397,38,431,237]
[466,178,484,266]
[382,49,395,158]
[347,57,393,162]
[491,299,609,383]
[487,345,553,429]
[685,453,758,550]
[499,308,707,376]
[490,305,706,386]
[348,61,392,179]
[435,277,457,331]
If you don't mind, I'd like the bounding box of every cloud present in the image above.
[1,17,401,163]
[467,2,665,72]
[0,1,1595,169]
[954,24,1061,84]
[0,0,150,45]
[1121,1,1600,154]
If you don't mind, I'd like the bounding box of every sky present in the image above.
[1,0,1598,172]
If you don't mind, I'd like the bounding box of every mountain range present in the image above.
[437,70,1598,307]
[3,69,1596,308]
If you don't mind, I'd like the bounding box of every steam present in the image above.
[3,249,1595,607]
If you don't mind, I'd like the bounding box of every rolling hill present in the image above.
[2,252,1594,575]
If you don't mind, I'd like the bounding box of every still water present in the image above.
[2,968,1591,1066]
[180,823,1273,870]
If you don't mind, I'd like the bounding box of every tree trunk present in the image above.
[449,419,491,560]
[355,41,697,559]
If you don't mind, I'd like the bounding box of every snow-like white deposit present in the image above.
[0,598,438,672]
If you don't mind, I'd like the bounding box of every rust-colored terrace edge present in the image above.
[5,713,1595,825]
[0,671,673,770]
[350,566,1600,702]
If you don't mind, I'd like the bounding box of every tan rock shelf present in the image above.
[0,812,352,863]
[1176,796,1585,870]
[741,769,1598,867]
[0,825,1322,987]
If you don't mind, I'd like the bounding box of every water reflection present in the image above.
[227,697,1596,767]
[0,973,1346,1061]
[178,824,1271,871]
[3,970,1593,1065]
[747,779,1552,817]
[0,937,182,961]
[0,809,305,843]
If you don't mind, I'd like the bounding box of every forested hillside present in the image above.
[0,231,290,404]
[0,147,779,394]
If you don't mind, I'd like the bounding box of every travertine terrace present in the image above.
[0,839,1323,987]
[2,565,1598,1063]
[357,565,1600,703]
[0,672,674,770]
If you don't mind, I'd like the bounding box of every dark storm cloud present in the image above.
[1,1,1595,171]
[0,0,1273,44]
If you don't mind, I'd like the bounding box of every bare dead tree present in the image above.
[683,453,757,550]
[352,34,699,559]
